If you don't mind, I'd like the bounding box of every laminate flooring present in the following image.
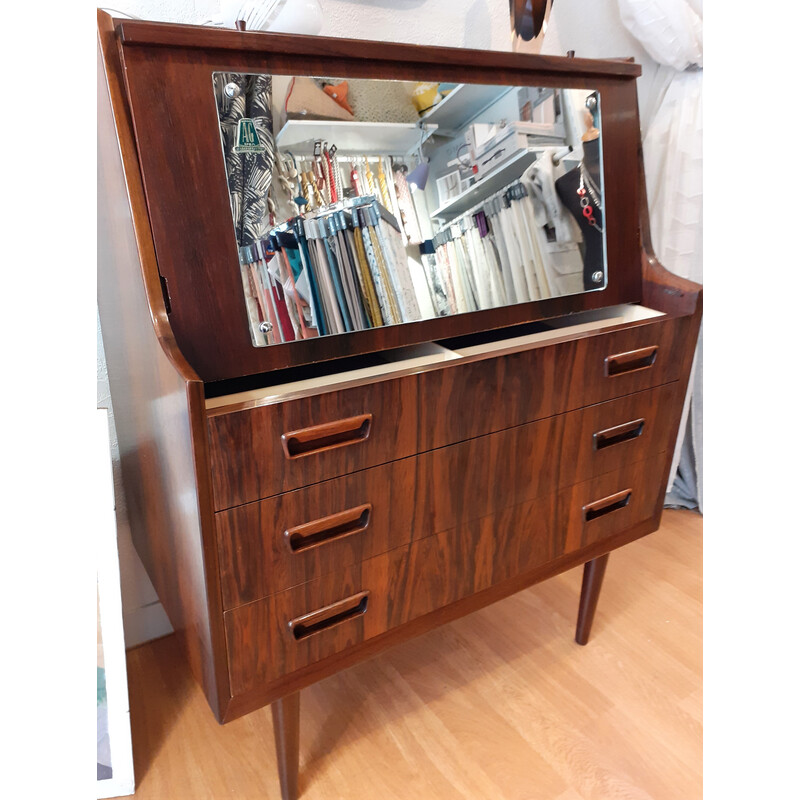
[126,509,702,800]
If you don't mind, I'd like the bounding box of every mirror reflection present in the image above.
[213,73,606,347]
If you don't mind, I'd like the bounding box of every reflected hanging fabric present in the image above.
[214,73,276,248]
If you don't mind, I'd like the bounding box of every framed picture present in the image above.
[436,170,464,206]
[97,410,135,798]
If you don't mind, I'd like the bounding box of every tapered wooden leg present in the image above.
[575,553,610,645]
[271,692,300,800]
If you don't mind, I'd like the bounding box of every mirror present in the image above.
[213,73,606,347]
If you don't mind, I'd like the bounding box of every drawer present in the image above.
[217,414,564,607]
[417,338,578,450]
[558,454,669,554]
[225,554,390,696]
[215,458,416,609]
[417,315,688,451]
[560,382,682,487]
[224,493,558,696]
[414,413,564,532]
[568,315,691,408]
[207,375,418,509]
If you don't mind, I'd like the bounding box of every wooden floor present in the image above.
[126,509,702,800]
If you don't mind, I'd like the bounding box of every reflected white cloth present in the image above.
[507,198,543,300]
[480,233,507,307]
[522,151,584,297]
[489,222,517,304]
[523,150,581,245]
[618,0,703,510]
[496,206,530,303]
[461,227,491,310]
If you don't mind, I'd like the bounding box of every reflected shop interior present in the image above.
[213,74,607,347]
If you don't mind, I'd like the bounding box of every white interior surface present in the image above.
[453,304,663,357]
[419,84,514,132]
[207,304,664,409]
[206,342,460,409]
[431,148,539,220]
[276,119,437,155]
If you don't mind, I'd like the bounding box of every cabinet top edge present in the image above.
[110,16,641,79]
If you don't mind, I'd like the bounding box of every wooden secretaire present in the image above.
[97,10,701,798]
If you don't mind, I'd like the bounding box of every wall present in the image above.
[539,0,662,130]
[98,0,660,647]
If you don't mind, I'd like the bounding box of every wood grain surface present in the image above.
[115,16,643,381]
[215,458,417,608]
[560,381,680,486]
[567,315,692,408]
[117,17,641,78]
[97,11,230,721]
[559,454,669,554]
[224,493,560,695]
[127,509,702,800]
[417,338,578,450]
[209,314,684,512]
[223,450,667,697]
[207,375,417,508]
[99,9,704,756]
[216,381,680,609]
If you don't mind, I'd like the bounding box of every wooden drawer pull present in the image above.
[285,504,372,553]
[281,414,373,459]
[593,418,645,450]
[583,489,632,522]
[287,591,370,641]
[605,346,658,377]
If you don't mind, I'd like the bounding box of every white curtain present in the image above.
[617,0,703,511]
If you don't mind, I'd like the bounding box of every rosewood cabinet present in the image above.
[97,11,701,798]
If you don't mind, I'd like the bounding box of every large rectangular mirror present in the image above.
[213,73,606,347]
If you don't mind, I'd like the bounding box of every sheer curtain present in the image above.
[617,0,703,511]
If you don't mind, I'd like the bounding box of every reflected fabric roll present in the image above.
[393,169,424,245]
[361,223,401,325]
[351,229,384,327]
[214,73,275,248]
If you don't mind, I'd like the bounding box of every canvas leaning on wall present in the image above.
[96,411,135,799]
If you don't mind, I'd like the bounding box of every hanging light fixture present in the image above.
[407,129,430,192]
[407,160,429,192]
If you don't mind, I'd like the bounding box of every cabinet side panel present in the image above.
[97,20,230,721]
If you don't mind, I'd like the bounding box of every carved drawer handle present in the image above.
[287,591,370,641]
[605,346,658,377]
[284,504,372,553]
[281,414,372,459]
[583,489,632,522]
[593,418,645,451]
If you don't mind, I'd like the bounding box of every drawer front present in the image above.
[207,376,418,509]
[225,493,558,696]
[217,414,564,607]
[215,458,416,609]
[560,382,682,487]
[417,338,578,450]
[569,316,691,408]
[558,454,669,554]
[414,413,564,533]
[417,315,688,452]
[225,555,389,696]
